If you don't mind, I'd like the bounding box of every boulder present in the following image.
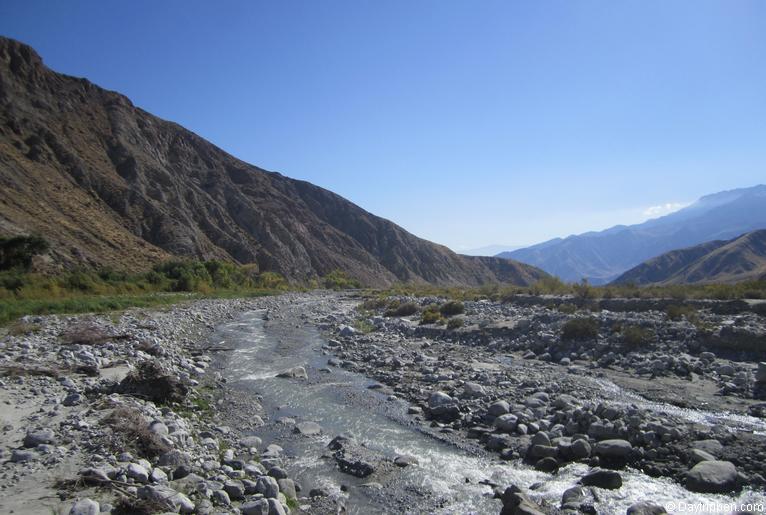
[627,502,668,514]
[69,498,99,515]
[580,468,622,489]
[686,460,739,493]
[594,439,632,459]
[276,366,307,379]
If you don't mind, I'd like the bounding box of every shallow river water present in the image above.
[215,307,765,514]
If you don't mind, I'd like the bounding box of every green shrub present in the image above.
[386,302,418,317]
[321,270,362,290]
[254,271,287,290]
[557,303,577,314]
[0,235,49,271]
[439,301,464,317]
[561,317,599,341]
[360,297,388,311]
[420,307,444,325]
[621,325,655,349]
[447,317,464,330]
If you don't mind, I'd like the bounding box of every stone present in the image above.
[571,439,592,460]
[23,428,55,447]
[500,484,546,515]
[267,498,287,515]
[63,392,83,406]
[268,466,288,479]
[686,460,739,493]
[488,400,511,417]
[224,480,246,500]
[241,499,270,515]
[494,413,519,433]
[158,449,192,467]
[127,463,150,483]
[255,475,280,498]
[276,366,307,379]
[10,449,35,462]
[69,498,99,515]
[689,448,716,464]
[627,502,668,514]
[462,382,486,398]
[212,489,231,505]
[294,421,322,436]
[428,391,459,421]
[580,468,622,489]
[277,478,297,499]
[594,439,632,459]
[394,455,419,467]
[339,325,357,336]
[239,435,263,448]
[535,457,559,472]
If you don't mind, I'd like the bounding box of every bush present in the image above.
[254,271,287,289]
[321,270,362,290]
[621,325,655,349]
[360,297,388,311]
[561,317,599,341]
[573,278,594,300]
[439,301,464,317]
[557,303,577,314]
[386,302,419,317]
[0,235,49,271]
[447,317,464,330]
[420,306,444,325]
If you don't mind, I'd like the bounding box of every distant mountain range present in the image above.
[460,244,524,257]
[499,185,766,284]
[0,37,546,287]
[613,229,766,285]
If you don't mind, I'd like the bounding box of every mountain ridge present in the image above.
[0,36,546,287]
[499,185,766,283]
[613,229,766,285]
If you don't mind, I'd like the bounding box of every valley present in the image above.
[2,292,765,514]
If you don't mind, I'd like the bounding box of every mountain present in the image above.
[499,185,766,284]
[613,230,766,285]
[460,244,524,257]
[0,37,546,287]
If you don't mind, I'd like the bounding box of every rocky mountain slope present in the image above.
[0,37,545,287]
[613,229,766,285]
[499,185,766,284]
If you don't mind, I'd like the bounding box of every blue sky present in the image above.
[2,1,764,251]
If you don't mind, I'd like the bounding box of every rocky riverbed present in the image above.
[1,291,765,514]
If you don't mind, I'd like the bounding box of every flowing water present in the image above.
[215,308,765,514]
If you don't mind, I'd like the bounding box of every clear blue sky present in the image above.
[2,1,764,251]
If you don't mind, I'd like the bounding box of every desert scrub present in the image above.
[621,325,656,349]
[385,302,419,317]
[447,317,464,330]
[561,317,599,341]
[420,305,444,325]
[557,303,577,314]
[352,318,375,333]
[439,301,465,317]
[321,269,362,290]
[359,296,388,311]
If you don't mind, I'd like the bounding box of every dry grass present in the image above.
[101,406,170,458]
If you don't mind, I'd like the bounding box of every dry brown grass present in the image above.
[101,405,170,458]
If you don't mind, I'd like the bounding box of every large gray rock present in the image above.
[267,498,287,515]
[494,413,518,433]
[627,502,668,514]
[23,428,55,448]
[580,468,622,489]
[488,400,510,417]
[462,382,486,398]
[127,463,149,483]
[686,460,739,493]
[255,475,280,498]
[241,499,270,515]
[594,439,632,459]
[69,498,99,515]
[428,391,459,421]
[276,366,307,379]
[500,484,546,515]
